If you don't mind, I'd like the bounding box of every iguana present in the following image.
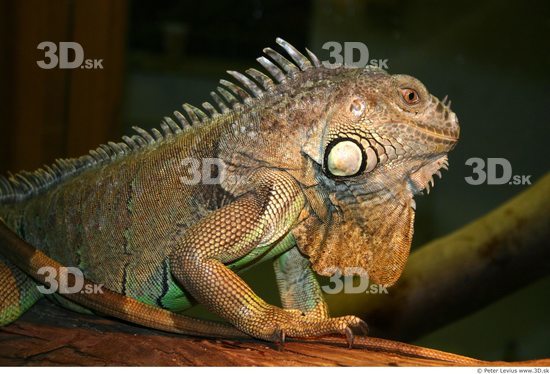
[0,38,459,348]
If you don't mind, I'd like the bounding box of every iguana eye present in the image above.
[401,88,420,105]
[324,139,365,177]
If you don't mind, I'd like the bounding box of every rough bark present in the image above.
[1,300,549,366]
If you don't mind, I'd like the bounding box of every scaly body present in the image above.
[0,38,459,343]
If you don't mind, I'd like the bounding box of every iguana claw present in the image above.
[358,319,369,336]
[345,318,369,348]
[345,327,354,348]
[272,328,286,350]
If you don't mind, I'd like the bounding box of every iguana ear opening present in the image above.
[292,191,415,286]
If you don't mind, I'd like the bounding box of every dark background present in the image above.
[0,0,548,361]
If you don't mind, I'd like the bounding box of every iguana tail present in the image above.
[0,219,246,339]
[0,252,43,325]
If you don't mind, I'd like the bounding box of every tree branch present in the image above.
[1,300,548,366]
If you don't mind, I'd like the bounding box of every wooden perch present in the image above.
[1,300,549,366]
[327,172,550,341]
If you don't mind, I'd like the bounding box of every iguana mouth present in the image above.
[407,155,449,197]
[410,122,460,143]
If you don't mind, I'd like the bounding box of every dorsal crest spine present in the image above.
[0,38,325,203]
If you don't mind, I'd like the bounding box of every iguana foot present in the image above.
[244,305,368,346]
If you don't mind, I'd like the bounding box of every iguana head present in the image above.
[297,67,460,285]
[320,68,459,193]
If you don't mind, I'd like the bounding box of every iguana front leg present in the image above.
[169,169,367,342]
[274,246,330,321]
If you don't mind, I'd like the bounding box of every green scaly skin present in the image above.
[0,38,459,345]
